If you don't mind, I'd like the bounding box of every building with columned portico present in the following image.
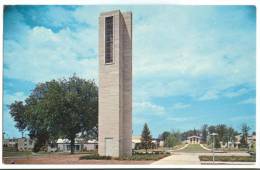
[187,135,201,144]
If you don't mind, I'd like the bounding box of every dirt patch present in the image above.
[3,153,154,164]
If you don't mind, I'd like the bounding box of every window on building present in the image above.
[105,16,113,64]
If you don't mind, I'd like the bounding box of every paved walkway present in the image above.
[151,144,251,165]
[167,144,189,153]
[152,152,200,165]
[200,144,212,151]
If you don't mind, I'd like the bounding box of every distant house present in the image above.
[132,136,141,149]
[159,140,164,147]
[57,138,82,152]
[83,139,98,151]
[3,138,18,148]
[247,135,256,145]
[17,137,35,151]
[187,135,201,144]
[56,138,97,152]
[132,136,162,149]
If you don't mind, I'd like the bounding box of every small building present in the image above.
[131,136,160,149]
[18,137,35,151]
[187,135,201,144]
[56,138,98,152]
[83,139,98,151]
[132,136,141,149]
[159,140,164,147]
[56,138,83,152]
[3,138,18,148]
[248,135,256,145]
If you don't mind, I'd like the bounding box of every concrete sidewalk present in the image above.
[151,152,200,165]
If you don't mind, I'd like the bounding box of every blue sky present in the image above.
[3,5,256,138]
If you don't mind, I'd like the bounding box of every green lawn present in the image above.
[177,144,209,153]
[3,151,32,157]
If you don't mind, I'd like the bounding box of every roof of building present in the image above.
[132,136,141,143]
[56,138,97,144]
[187,135,201,139]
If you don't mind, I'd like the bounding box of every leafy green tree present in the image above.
[165,134,177,148]
[141,123,152,153]
[9,75,98,154]
[9,101,27,137]
[166,135,180,147]
[164,131,181,148]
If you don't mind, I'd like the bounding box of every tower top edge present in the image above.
[100,10,132,16]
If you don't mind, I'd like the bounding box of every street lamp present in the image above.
[210,133,218,164]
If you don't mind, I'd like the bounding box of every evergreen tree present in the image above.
[141,123,152,153]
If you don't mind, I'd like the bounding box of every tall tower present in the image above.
[98,10,132,157]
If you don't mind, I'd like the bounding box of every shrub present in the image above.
[80,152,170,161]
[116,153,169,161]
[79,154,112,160]
[199,155,256,162]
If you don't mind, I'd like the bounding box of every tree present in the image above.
[216,124,227,145]
[158,131,170,141]
[9,75,98,154]
[201,124,208,142]
[9,101,27,137]
[240,123,251,147]
[164,134,177,148]
[164,131,181,148]
[208,125,216,134]
[206,125,221,148]
[192,128,198,136]
[141,123,152,153]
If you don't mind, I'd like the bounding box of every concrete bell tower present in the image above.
[98,10,132,157]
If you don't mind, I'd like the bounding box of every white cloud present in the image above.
[198,90,219,101]
[4,25,98,83]
[132,6,255,101]
[238,98,255,105]
[173,102,190,110]
[133,101,165,116]
[4,6,255,102]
